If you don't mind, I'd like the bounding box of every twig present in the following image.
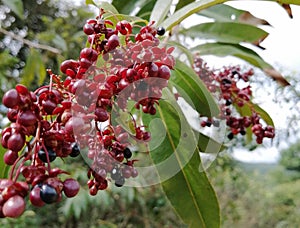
[0,27,62,54]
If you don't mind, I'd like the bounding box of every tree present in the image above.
[0,0,299,227]
[280,141,300,171]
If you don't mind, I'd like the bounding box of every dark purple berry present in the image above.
[38,148,56,163]
[40,184,58,204]
[123,148,132,159]
[70,143,80,157]
[115,177,125,187]
[156,27,165,36]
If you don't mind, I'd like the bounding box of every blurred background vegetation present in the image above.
[1,0,300,227]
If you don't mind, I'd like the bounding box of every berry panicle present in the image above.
[0,8,175,218]
[193,56,275,144]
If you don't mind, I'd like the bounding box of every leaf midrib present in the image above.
[157,104,206,227]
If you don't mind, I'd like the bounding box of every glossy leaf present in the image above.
[2,0,24,19]
[160,0,226,31]
[252,103,274,127]
[192,42,290,86]
[171,60,220,117]
[150,0,173,26]
[112,0,149,15]
[175,0,195,11]
[94,1,119,15]
[180,22,268,46]
[85,0,95,5]
[273,0,300,5]
[196,131,226,153]
[199,4,270,26]
[168,41,194,65]
[104,14,146,26]
[143,89,220,228]
[136,0,156,20]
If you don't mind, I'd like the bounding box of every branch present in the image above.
[0,27,62,54]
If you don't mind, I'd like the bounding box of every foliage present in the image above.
[280,141,300,171]
[208,155,300,228]
[0,0,299,227]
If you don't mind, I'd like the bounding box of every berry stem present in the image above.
[41,144,52,174]
[9,154,25,181]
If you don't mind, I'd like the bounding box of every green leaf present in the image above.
[160,0,226,31]
[180,22,268,45]
[112,0,149,15]
[171,60,220,117]
[168,41,194,65]
[93,1,119,15]
[0,145,9,179]
[192,42,271,69]
[143,89,220,228]
[175,0,195,11]
[136,0,157,20]
[192,42,290,85]
[85,0,95,5]
[2,0,24,19]
[196,131,226,153]
[199,4,270,26]
[270,0,300,5]
[252,103,274,127]
[150,0,173,26]
[104,14,146,26]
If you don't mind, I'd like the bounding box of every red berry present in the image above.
[30,186,45,207]
[106,34,120,51]
[63,178,80,198]
[158,65,171,80]
[2,195,26,218]
[83,23,94,35]
[17,110,37,126]
[7,132,25,152]
[80,48,98,62]
[2,89,20,108]
[42,99,57,114]
[94,107,109,122]
[4,150,18,165]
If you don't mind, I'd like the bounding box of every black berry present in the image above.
[156,27,165,36]
[40,184,58,204]
[115,177,125,187]
[111,168,122,181]
[123,148,132,159]
[38,148,56,163]
[70,142,80,157]
[227,132,234,140]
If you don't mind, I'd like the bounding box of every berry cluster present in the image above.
[0,9,174,218]
[194,56,275,144]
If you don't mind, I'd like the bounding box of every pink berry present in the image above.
[2,195,26,218]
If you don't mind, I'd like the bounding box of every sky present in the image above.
[227,1,300,72]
